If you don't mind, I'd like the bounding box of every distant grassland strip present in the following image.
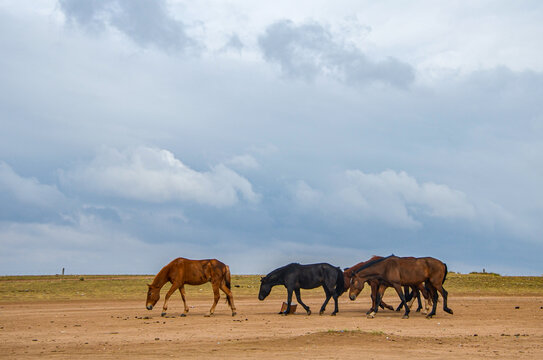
[0,273,542,302]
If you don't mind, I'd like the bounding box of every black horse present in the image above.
[258,263,345,316]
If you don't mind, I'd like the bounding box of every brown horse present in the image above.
[146,257,236,317]
[343,256,394,312]
[349,255,452,319]
[344,256,431,315]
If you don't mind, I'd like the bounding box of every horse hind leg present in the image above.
[295,288,311,315]
[220,281,237,316]
[331,292,339,316]
[319,287,332,315]
[438,286,453,314]
[425,284,439,318]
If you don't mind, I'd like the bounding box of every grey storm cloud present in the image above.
[258,20,415,87]
[59,0,197,52]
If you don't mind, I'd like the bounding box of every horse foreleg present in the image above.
[405,287,419,311]
[368,282,378,315]
[392,284,409,319]
[283,288,294,315]
[178,286,189,316]
[295,288,311,315]
[376,284,394,311]
[414,288,423,312]
[419,283,431,314]
[205,283,220,317]
[162,283,181,317]
[368,284,385,318]
[220,282,237,316]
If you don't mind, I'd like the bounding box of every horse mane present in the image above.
[151,261,173,288]
[345,255,383,276]
[353,254,395,275]
[262,263,299,283]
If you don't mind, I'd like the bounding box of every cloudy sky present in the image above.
[1,0,542,275]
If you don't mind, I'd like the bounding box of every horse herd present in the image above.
[145,255,453,320]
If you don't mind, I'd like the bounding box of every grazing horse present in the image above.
[343,256,395,312]
[146,257,236,317]
[344,256,431,315]
[349,255,452,319]
[258,263,344,316]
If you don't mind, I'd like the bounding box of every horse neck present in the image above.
[348,256,382,275]
[356,266,382,282]
[265,273,284,287]
[151,265,171,289]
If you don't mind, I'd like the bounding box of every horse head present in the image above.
[146,284,160,310]
[258,277,272,301]
[348,275,365,301]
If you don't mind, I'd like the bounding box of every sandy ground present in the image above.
[1,293,542,359]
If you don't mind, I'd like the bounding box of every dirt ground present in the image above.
[1,293,542,359]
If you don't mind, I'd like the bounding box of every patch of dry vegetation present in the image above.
[1,273,542,302]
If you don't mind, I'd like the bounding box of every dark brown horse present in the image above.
[146,257,236,317]
[343,256,394,312]
[344,256,431,314]
[349,255,452,318]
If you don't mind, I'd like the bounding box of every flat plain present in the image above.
[1,274,542,359]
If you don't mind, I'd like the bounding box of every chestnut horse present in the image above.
[349,255,452,319]
[344,256,431,315]
[146,257,236,317]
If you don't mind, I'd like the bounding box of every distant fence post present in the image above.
[62,267,65,276]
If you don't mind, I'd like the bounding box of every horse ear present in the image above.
[147,284,152,288]
[260,276,264,282]
[343,267,349,271]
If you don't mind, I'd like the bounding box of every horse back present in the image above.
[289,263,339,289]
[171,258,227,285]
[390,257,429,284]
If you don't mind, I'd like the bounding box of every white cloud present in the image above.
[292,180,323,208]
[0,161,66,209]
[258,20,414,87]
[294,169,478,228]
[60,147,260,207]
[58,0,199,53]
[226,154,260,170]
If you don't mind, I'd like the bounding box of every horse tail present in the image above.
[442,263,448,284]
[224,264,233,307]
[335,267,345,295]
[225,265,232,290]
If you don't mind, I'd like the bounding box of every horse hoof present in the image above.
[445,308,454,314]
[204,313,213,317]
[232,312,237,317]
[307,310,311,316]
[180,313,186,317]
[402,315,409,319]
[367,314,375,319]
[161,312,166,317]
[331,312,337,316]
[426,315,434,319]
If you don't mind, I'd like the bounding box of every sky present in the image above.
[1,0,542,275]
